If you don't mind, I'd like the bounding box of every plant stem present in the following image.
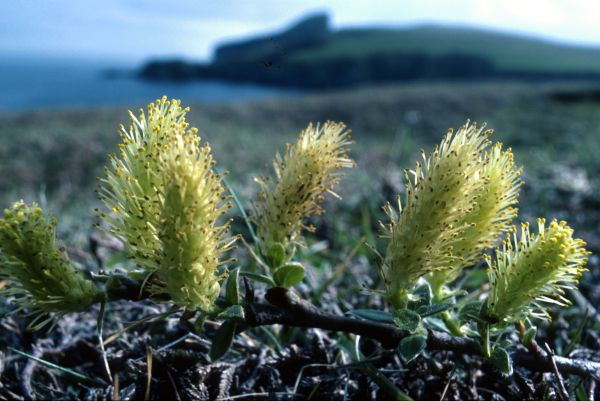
[432,282,464,336]
[441,311,464,337]
[477,322,491,358]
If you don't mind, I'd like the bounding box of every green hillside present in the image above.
[289,25,600,74]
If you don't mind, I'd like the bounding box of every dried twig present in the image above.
[543,342,569,401]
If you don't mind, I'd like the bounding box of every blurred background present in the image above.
[1,0,600,253]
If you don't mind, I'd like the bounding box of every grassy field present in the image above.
[1,81,600,232]
[2,81,600,399]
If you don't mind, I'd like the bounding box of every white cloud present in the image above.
[1,0,600,62]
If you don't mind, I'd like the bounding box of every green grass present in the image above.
[1,81,600,243]
[290,25,600,73]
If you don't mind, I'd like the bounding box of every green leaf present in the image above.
[575,384,591,401]
[416,302,453,318]
[239,271,276,287]
[423,317,450,333]
[563,309,588,356]
[225,267,241,305]
[194,314,207,334]
[266,242,286,268]
[393,309,422,333]
[218,305,245,322]
[222,177,259,245]
[350,309,394,324]
[491,347,513,376]
[397,334,427,363]
[407,283,432,310]
[523,326,537,347]
[273,262,305,288]
[458,300,483,322]
[209,320,237,361]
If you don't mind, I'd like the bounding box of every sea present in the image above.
[0,55,296,112]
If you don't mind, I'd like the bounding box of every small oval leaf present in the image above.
[416,302,453,317]
[350,309,394,324]
[398,334,427,363]
[407,283,432,310]
[209,320,237,361]
[273,263,305,288]
[266,242,286,269]
[458,300,483,322]
[491,347,513,376]
[218,305,245,322]
[393,309,422,333]
[239,271,276,287]
[225,267,241,305]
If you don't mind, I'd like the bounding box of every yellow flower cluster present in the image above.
[0,201,102,321]
[485,219,589,325]
[98,97,235,311]
[381,122,521,308]
[252,121,355,264]
[429,142,522,292]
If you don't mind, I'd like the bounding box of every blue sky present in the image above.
[2,0,599,64]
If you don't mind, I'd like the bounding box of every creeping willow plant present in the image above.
[0,98,591,375]
[97,97,236,311]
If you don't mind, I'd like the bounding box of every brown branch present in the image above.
[238,288,600,379]
[104,276,600,378]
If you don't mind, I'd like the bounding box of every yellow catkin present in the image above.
[381,122,522,308]
[484,219,589,325]
[428,142,522,292]
[0,201,102,317]
[98,97,236,311]
[252,121,355,264]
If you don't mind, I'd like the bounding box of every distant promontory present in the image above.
[139,13,600,88]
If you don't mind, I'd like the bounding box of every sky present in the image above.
[2,0,600,64]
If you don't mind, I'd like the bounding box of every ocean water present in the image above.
[0,56,296,112]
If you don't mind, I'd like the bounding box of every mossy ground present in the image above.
[1,81,600,400]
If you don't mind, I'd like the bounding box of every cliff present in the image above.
[139,13,600,88]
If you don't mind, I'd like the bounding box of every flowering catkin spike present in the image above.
[428,142,522,292]
[484,219,589,326]
[380,122,493,308]
[0,201,103,319]
[252,121,355,264]
[98,97,235,311]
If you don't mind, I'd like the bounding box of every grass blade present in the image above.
[97,301,113,383]
[223,177,259,245]
[104,307,178,346]
[9,347,106,386]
